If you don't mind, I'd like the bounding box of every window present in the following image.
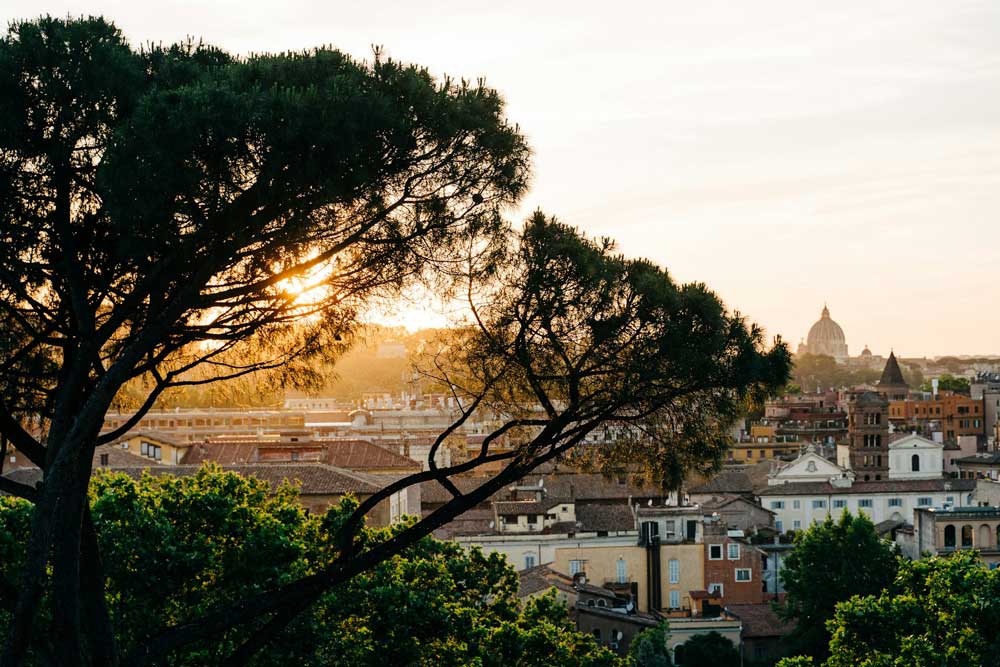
[735,568,752,582]
[524,553,536,569]
[962,525,973,547]
[793,500,801,509]
[616,558,627,584]
[833,499,846,509]
[727,543,740,560]
[858,499,873,509]
[911,454,920,472]
[775,520,783,532]
[526,515,538,524]
[944,525,956,548]
[669,559,680,584]
[888,498,903,507]
[709,583,724,597]
[592,629,601,642]
[793,520,801,529]
[917,497,932,507]
[669,590,680,609]
[709,545,723,560]
[99,453,109,467]
[812,500,826,509]
[569,560,585,575]
[770,501,785,510]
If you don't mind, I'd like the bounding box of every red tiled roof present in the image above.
[726,603,795,638]
[324,439,419,471]
[180,439,419,472]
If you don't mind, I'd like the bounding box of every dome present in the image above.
[805,305,848,361]
[860,345,872,357]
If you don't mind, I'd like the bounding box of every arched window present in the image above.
[673,643,686,665]
[944,525,956,547]
[962,525,973,547]
[597,599,607,608]
[979,524,991,548]
[995,525,1000,549]
[912,454,920,472]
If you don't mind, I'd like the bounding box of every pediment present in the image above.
[888,433,942,451]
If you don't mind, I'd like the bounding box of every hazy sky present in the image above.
[5,1,999,356]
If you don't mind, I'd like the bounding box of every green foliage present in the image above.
[627,622,672,667]
[0,468,619,666]
[919,374,971,395]
[824,551,1000,667]
[791,355,922,392]
[678,632,740,667]
[774,658,815,667]
[776,511,899,659]
[500,214,792,491]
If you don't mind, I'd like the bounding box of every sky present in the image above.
[4,1,999,357]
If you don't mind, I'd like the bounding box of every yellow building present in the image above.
[728,424,801,463]
[114,432,192,465]
[551,543,704,613]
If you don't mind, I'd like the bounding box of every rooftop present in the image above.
[757,478,975,496]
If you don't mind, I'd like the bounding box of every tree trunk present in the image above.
[1,440,92,667]
[1,472,65,666]
[80,509,118,666]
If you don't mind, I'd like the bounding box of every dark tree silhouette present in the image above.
[0,16,790,667]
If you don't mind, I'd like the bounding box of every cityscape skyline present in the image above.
[4,0,998,356]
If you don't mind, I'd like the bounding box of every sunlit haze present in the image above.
[7,0,999,356]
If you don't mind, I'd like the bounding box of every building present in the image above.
[700,495,776,533]
[845,391,890,481]
[972,371,1000,447]
[887,433,944,480]
[516,564,578,607]
[101,408,307,442]
[889,393,984,444]
[178,437,422,475]
[702,521,764,605]
[728,423,802,463]
[759,477,976,531]
[955,452,1000,480]
[875,351,910,401]
[727,603,795,665]
[759,392,848,448]
[800,305,849,361]
[911,506,1000,567]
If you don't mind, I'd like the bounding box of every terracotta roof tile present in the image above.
[726,603,795,638]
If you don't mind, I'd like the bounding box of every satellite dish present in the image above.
[538,478,544,487]
[616,631,624,641]
[489,521,494,529]
[647,499,653,506]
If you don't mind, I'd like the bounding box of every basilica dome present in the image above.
[805,305,848,361]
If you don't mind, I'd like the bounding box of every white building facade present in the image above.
[761,442,974,530]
